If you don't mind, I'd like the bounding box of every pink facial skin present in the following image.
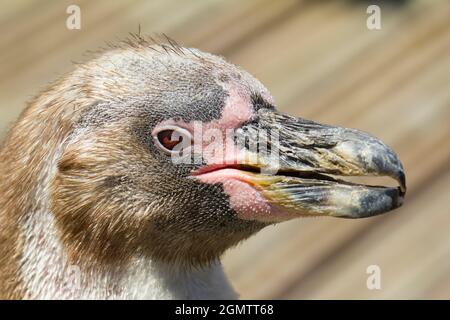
[153,85,296,222]
[151,85,257,169]
[193,168,299,223]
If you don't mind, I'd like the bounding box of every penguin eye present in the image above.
[158,130,180,150]
[153,126,192,154]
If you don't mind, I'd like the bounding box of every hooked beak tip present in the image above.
[398,170,407,195]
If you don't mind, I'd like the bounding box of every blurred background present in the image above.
[1,0,449,299]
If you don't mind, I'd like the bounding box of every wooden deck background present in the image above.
[1,0,449,299]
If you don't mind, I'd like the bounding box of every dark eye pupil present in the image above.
[157,130,183,150]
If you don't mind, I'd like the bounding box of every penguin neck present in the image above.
[20,205,236,299]
[17,151,236,299]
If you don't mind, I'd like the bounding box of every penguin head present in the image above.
[50,39,405,268]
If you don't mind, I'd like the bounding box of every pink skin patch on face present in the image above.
[212,86,254,130]
[194,168,299,223]
[151,85,256,167]
[153,85,294,222]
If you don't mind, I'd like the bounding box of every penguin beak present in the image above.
[231,109,406,219]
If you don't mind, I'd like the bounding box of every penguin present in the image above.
[0,37,405,299]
